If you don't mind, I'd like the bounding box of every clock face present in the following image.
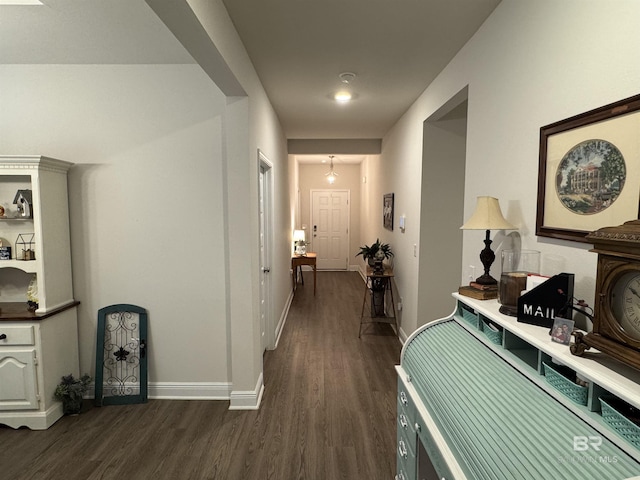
[611,270,640,342]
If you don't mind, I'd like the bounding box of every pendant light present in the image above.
[325,155,339,184]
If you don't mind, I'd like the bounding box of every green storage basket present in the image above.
[457,302,479,329]
[542,362,588,406]
[481,318,503,345]
[601,397,640,449]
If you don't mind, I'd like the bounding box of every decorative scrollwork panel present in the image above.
[95,304,148,406]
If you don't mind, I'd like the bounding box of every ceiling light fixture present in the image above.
[334,91,352,103]
[334,72,356,104]
[325,155,339,184]
[339,72,356,84]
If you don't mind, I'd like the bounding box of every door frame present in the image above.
[258,149,274,351]
[309,188,351,270]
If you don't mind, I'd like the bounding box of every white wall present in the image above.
[1,0,291,407]
[298,162,361,267]
[183,0,290,405]
[0,65,231,391]
[376,0,640,337]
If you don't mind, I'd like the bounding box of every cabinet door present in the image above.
[0,349,39,410]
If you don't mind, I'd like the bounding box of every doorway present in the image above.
[417,89,468,325]
[310,189,350,270]
[258,150,273,352]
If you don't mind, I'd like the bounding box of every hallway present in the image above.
[0,271,402,480]
[262,270,402,478]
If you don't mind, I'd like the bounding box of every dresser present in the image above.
[396,293,640,479]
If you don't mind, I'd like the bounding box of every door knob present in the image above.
[263,267,271,273]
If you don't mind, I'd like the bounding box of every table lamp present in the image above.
[293,229,306,255]
[461,196,516,285]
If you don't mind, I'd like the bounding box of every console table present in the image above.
[396,293,640,479]
[291,253,316,295]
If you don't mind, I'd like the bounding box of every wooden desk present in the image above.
[395,295,640,479]
[291,253,316,295]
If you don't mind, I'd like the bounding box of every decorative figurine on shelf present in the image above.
[16,233,35,261]
[13,189,33,218]
[0,239,8,260]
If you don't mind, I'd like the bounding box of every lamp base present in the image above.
[474,273,497,286]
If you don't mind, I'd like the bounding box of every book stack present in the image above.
[458,281,498,300]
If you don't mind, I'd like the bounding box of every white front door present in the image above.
[311,190,349,270]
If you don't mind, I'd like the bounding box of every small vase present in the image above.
[62,397,83,415]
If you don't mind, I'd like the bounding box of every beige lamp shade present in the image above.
[293,229,306,242]
[461,196,516,231]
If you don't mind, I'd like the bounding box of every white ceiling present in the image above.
[222,0,501,140]
[0,0,194,64]
[0,0,500,161]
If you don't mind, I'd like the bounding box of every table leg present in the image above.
[292,268,296,292]
[387,278,397,336]
[313,264,316,295]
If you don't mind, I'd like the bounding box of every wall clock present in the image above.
[572,219,640,370]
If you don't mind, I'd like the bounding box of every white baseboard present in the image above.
[87,382,232,400]
[229,372,264,410]
[275,290,294,349]
[87,378,265,410]
[150,382,232,400]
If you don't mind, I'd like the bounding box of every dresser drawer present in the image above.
[396,433,416,480]
[397,378,417,426]
[0,326,35,346]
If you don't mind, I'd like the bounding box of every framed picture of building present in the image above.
[383,193,394,231]
[536,93,640,242]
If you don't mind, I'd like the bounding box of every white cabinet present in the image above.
[0,156,79,430]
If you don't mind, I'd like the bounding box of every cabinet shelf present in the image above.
[0,260,37,273]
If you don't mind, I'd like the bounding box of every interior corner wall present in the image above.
[183,0,290,402]
[357,155,390,272]
[379,0,640,336]
[418,103,467,327]
[0,64,230,392]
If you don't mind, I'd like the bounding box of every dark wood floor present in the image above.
[0,271,401,480]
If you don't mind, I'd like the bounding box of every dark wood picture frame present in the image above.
[383,193,394,231]
[536,93,640,242]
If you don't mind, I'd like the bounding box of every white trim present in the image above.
[0,402,62,430]
[229,373,264,410]
[274,289,294,349]
[258,149,275,351]
[88,382,233,400]
[150,382,232,400]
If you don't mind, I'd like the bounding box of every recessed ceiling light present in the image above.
[339,72,356,84]
[334,91,352,103]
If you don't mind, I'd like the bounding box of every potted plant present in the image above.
[356,238,393,267]
[54,373,92,415]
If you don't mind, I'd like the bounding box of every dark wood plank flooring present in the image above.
[0,271,401,480]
